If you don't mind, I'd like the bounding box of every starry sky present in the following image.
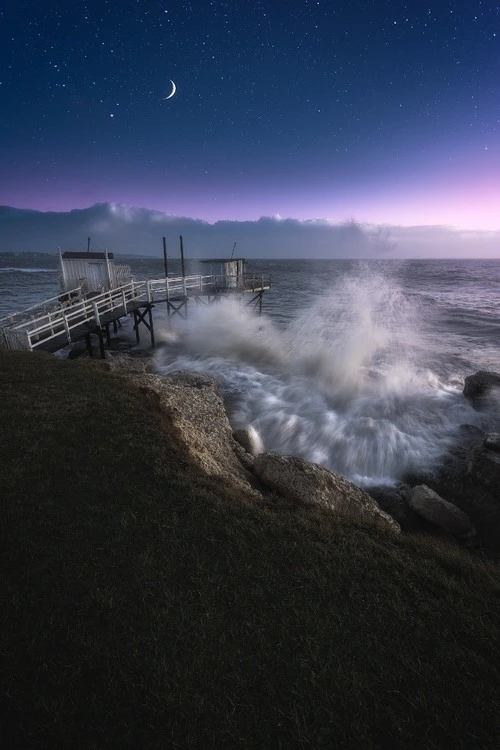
[1,0,499,230]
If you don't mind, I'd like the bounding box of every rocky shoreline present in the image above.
[104,353,500,559]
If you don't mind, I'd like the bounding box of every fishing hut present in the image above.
[163,256,270,317]
[0,249,154,358]
[59,250,132,295]
[0,242,272,358]
[200,258,245,288]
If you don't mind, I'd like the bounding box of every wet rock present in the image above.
[67,347,86,360]
[459,423,485,441]
[407,484,476,546]
[463,370,500,409]
[253,452,400,533]
[165,370,220,391]
[107,338,134,352]
[103,353,149,373]
[232,441,256,471]
[366,484,429,532]
[233,427,264,457]
[408,430,500,559]
[466,433,500,495]
[484,433,500,452]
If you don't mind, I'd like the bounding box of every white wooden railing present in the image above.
[1,281,146,351]
[146,273,271,301]
[0,273,272,352]
[0,285,86,329]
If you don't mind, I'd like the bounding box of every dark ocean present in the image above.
[2,253,500,486]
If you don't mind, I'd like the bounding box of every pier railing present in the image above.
[1,281,147,351]
[0,285,86,329]
[146,273,271,301]
[0,272,272,352]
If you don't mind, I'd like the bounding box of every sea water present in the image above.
[2,254,500,485]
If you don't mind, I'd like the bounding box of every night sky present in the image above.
[1,0,499,229]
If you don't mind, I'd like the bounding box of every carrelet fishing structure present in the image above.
[0,243,272,357]
[59,250,133,295]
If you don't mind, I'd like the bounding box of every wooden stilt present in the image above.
[163,236,168,277]
[148,306,155,347]
[131,304,156,347]
[97,328,105,358]
[166,299,188,318]
[85,333,93,357]
[133,310,140,343]
[180,235,185,278]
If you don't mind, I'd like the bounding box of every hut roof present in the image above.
[199,258,245,263]
[61,252,114,260]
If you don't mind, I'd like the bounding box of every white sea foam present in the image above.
[0,267,58,273]
[154,264,495,485]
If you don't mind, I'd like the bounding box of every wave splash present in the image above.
[155,264,491,485]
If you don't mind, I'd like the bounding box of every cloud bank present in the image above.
[0,203,498,259]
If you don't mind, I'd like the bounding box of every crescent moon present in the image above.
[163,80,176,100]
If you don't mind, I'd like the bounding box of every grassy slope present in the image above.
[1,350,499,749]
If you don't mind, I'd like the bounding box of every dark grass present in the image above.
[1,350,500,749]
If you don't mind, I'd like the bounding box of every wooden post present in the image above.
[163,236,168,277]
[105,249,112,290]
[62,311,71,344]
[97,328,105,358]
[59,247,67,292]
[148,306,155,348]
[133,311,140,343]
[92,301,100,326]
[180,235,185,278]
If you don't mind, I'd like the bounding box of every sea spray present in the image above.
[154,262,494,485]
[282,262,425,395]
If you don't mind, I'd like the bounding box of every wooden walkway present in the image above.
[0,272,271,355]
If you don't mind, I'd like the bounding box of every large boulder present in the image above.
[407,485,476,546]
[405,428,500,558]
[463,370,500,409]
[366,484,431,532]
[122,370,262,500]
[157,371,256,487]
[253,452,399,533]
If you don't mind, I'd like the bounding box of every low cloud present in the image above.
[0,203,498,258]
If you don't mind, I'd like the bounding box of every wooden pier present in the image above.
[0,271,272,357]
